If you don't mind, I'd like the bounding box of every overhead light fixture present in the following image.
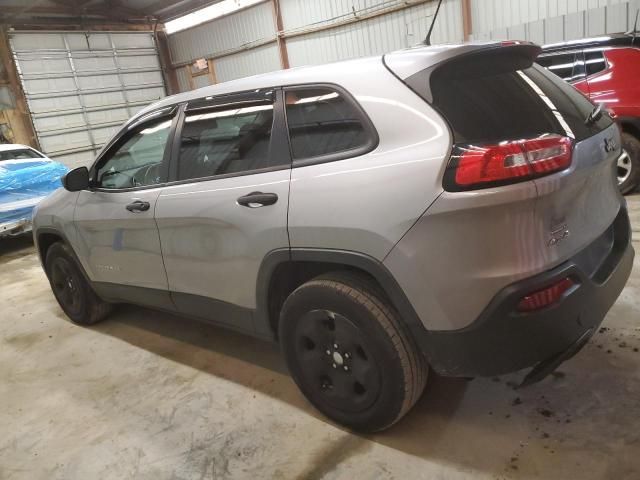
[165,0,264,34]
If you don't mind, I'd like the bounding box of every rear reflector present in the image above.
[516,277,575,312]
[445,134,573,191]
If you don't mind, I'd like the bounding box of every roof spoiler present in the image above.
[384,42,541,103]
[384,41,540,80]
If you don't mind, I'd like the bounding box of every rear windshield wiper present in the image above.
[585,103,603,126]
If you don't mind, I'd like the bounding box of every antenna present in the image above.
[424,0,444,46]
[626,9,639,35]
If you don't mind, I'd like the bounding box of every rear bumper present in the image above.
[421,206,634,377]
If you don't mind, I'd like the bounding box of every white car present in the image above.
[0,144,68,237]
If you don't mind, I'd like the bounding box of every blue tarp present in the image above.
[0,158,68,227]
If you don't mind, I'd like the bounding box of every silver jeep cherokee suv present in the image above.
[34,41,634,432]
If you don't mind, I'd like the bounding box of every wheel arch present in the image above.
[255,249,427,347]
[617,117,640,139]
[36,228,67,265]
[35,227,93,285]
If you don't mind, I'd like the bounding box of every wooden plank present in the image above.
[0,28,38,147]
[155,30,180,95]
[462,0,473,41]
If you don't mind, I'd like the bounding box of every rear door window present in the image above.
[284,87,375,162]
[177,100,279,181]
[429,53,612,143]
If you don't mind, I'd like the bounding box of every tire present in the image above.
[619,132,640,195]
[279,271,428,432]
[45,242,112,325]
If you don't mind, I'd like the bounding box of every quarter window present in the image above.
[177,101,276,180]
[585,51,607,76]
[95,116,172,189]
[284,88,369,160]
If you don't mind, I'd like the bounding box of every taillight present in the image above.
[516,277,575,313]
[444,134,573,191]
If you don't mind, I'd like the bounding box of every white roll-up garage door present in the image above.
[10,31,166,168]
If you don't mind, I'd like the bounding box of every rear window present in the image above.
[428,52,612,143]
[525,65,612,138]
[0,148,43,161]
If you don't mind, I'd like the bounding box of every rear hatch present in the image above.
[387,43,622,267]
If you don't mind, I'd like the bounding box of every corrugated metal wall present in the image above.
[283,0,463,67]
[168,1,276,66]
[471,0,640,44]
[166,0,462,92]
[214,44,282,82]
[165,0,640,92]
[10,31,165,168]
[168,1,279,88]
[176,65,191,92]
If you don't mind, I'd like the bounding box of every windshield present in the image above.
[0,148,44,162]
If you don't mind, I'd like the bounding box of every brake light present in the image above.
[445,134,573,191]
[516,277,575,312]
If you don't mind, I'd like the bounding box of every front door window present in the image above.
[95,117,172,189]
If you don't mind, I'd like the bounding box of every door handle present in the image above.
[237,192,278,208]
[126,200,150,212]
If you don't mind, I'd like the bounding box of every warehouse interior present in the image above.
[1,0,640,478]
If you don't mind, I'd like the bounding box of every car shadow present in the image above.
[97,303,472,431]
[0,232,34,257]
[96,303,640,477]
[97,304,287,374]
[94,304,313,415]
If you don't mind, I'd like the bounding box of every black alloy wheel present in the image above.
[280,272,427,432]
[45,242,112,325]
[50,256,84,318]
[294,309,382,413]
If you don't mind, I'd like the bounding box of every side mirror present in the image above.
[62,166,90,192]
